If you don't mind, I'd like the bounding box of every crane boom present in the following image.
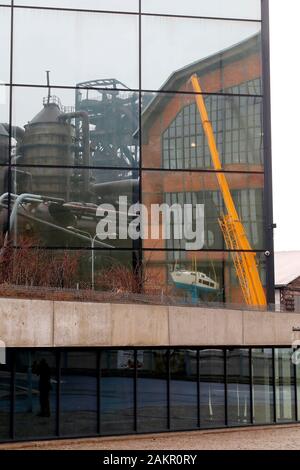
[190,74,266,307]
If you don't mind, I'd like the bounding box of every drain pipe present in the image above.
[59,112,90,193]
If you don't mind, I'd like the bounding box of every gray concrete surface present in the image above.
[1,425,300,450]
[1,297,300,347]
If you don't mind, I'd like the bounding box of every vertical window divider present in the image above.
[56,348,61,437]
[261,0,275,305]
[137,0,143,272]
[97,350,101,435]
[10,349,16,440]
[224,348,228,426]
[272,348,276,423]
[197,349,200,428]
[134,349,138,432]
[167,349,171,430]
[294,348,298,422]
[7,0,14,239]
[249,348,254,424]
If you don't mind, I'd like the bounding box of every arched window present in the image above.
[162,79,263,169]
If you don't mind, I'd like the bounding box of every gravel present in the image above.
[1,424,300,450]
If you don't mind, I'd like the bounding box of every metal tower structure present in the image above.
[75,79,139,184]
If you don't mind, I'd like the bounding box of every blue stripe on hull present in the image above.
[173,281,218,293]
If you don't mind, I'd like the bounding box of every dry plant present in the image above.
[96,258,163,295]
[0,236,80,288]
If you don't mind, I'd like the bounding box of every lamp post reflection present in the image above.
[67,227,102,290]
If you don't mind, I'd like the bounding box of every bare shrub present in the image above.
[96,259,162,295]
[0,236,80,288]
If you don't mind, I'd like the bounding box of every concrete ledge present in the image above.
[0,298,53,347]
[1,297,300,347]
[53,301,112,347]
[168,307,244,346]
[111,304,169,347]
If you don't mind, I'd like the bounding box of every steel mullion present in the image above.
[10,349,16,440]
[11,3,262,23]
[224,349,228,426]
[167,349,171,430]
[97,350,101,435]
[261,0,275,306]
[272,348,277,423]
[197,349,200,428]
[249,348,254,424]
[134,349,138,432]
[56,349,61,437]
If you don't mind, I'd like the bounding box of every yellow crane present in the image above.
[190,74,266,307]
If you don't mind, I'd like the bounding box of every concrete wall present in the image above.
[1,297,300,347]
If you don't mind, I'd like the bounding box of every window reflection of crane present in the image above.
[190,74,266,307]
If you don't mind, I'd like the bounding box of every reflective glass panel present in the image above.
[142,93,263,171]
[15,350,57,439]
[11,167,138,249]
[0,7,10,84]
[1,248,266,306]
[15,0,139,11]
[227,348,251,426]
[13,9,139,88]
[142,171,265,251]
[0,85,9,200]
[2,249,134,292]
[142,0,261,20]
[252,348,274,424]
[100,350,134,434]
[0,350,12,440]
[170,349,198,429]
[199,349,225,428]
[137,349,168,432]
[142,250,266,307]
[12,86,139,169]
[275,348,295,422]
[142,16,261,92]
[60,351,97,436]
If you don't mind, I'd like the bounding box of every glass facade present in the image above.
[170,349,198,430]
[274,348,296,422]
[60,351,97,436]
[252,348,274,424]
[0,1,272,308]
[227,349,251,426]
[199,349,225,428]
[1,346,299,443]
[137,349,168,432]
[100,350,135,435]
[14,350,57,439]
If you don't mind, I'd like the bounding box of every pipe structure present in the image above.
[14,210,114,249]
[0,197,113,249]
[9,193,65,232]
[59,111,90,193]
[90,178,139,196]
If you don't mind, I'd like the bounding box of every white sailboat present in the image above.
[171,259,219,294]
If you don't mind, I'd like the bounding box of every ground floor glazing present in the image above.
[0,347,299,442]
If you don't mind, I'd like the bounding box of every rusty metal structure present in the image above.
[0,78,139,250]
[76,79,139,183]
[16,96,75,200]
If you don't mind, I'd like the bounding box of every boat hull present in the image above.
[173,281,217,294]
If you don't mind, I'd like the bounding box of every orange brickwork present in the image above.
[141,50,265,303]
